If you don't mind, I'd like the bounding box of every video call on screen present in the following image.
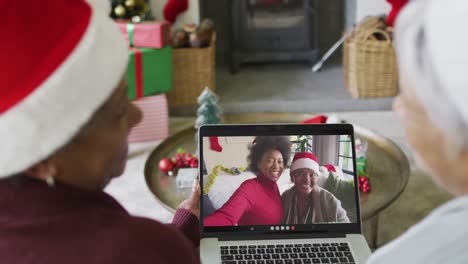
[201,135,358,228]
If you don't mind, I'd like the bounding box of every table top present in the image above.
[144,113,410,220]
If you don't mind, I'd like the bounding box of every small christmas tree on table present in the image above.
[194,87,222,141]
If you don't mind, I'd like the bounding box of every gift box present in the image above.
[128,94,169,142]
[356,157,367,176]
[116,21,171,49]
[127,46,173,100]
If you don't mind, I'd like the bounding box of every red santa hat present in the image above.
[0,0,128,177]
[321,164,344,178]
[290,152,319,174]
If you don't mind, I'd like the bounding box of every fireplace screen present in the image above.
[247,0,306,29]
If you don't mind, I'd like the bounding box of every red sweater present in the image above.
[204,174,283,226]
[0,176,200,264]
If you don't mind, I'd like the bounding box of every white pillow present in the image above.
[207,171,255,209]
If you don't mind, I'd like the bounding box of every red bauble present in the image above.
[159,158,175,173]
[175,153,183,162]
[362,186,371,193]
[189,159,198,168]
[175,160,184,168]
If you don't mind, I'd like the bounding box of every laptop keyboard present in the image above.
[220,242,355,264]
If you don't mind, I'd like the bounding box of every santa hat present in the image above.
[290,152,319,175]
[395,0,468,154]
[320,164,344,178]
[0,0,128,177]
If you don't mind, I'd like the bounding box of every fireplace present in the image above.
[200,0,354,73]
[230,0,318,72]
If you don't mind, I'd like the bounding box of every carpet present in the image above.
[171,64,394,115]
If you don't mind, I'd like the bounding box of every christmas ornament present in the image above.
[159,148,198,175]
[203,165,246,195]
[125,0,135,8]
[159,158,175,173]
[109,0,152,21]
[114,4,126,17]
[358,175,371,193]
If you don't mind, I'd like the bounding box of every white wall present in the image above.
[356,0,391,22]
[150,0,200,24]
[203,136,254,175]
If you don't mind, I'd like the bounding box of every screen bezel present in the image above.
[199,123,362,238]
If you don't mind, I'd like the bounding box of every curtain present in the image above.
[312,135,339,165]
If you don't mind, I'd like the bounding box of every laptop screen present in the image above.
[199,124,361,236]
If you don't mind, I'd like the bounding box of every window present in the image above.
[338,135,354,176]
[289,135,313,166]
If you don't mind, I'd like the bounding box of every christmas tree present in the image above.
[194,87,222,139]
[109,0,153,21]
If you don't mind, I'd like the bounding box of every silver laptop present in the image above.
[199,124,371,264]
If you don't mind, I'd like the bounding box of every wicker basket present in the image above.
[343,18,398,98]
[167,33,216,107]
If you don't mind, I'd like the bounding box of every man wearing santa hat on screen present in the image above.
[282,152,350,224]
[0,0,200,263]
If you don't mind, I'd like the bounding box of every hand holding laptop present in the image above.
[179,179,201,220]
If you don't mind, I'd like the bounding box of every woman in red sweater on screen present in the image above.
[204,136,292,226]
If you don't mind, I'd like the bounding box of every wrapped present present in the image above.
[116,21,171,48]
[127,46,173,99]
[356,156,367,176]
[128,94,169,142]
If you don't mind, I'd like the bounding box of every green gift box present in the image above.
[356,156,367,176]
[127,46,173,100]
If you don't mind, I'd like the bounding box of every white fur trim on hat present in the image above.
[291,158,319,174]
[395,0,468,154]
[0,2,128,177]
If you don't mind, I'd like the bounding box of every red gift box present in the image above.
[116,21,171,49]
[128,94,169,142]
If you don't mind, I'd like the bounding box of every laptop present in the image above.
[199,124,371,264]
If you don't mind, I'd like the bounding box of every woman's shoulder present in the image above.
[237,178,262,190]
[368,197,468,264]
[281,187,294,196]
[313,187,339,202]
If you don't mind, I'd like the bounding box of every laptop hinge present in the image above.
[218,232,346,241]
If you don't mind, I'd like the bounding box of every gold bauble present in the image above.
[114,5,126,17]
[125,0,135,8]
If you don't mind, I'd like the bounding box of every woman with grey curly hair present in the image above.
[204,136,292,226]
